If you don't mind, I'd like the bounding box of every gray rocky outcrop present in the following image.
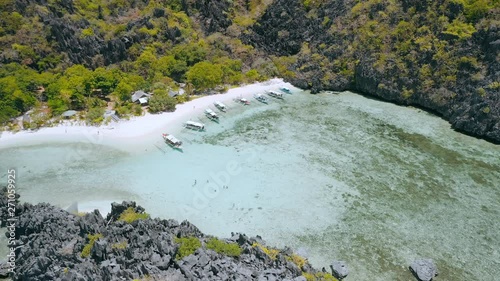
[242,0,500,144]
[330,260,349,280]
[410,259,438,281]
[184,0,232,34]
[1,196,326,280]
[0,261,11,278]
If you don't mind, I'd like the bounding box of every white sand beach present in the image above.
[0,78,295,153]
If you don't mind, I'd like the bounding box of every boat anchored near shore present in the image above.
[236,97,250,105]
[184,121,205,131]
[205,108,220,122]
[214,101,227,112]
[162,133,183,150]
[254,93,269,104]
[280,87,291,94]
[267,90,284,99]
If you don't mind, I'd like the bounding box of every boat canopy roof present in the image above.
[214,101,226,107]
[270,90,282,96]
[205,108,217,115]
[186,121,204,127]
[241,98,248,101]
[164,134,181,144]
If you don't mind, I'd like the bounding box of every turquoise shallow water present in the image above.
[1,90,499,280]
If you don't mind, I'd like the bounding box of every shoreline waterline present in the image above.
[0,78,294,153]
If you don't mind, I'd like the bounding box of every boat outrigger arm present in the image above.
[205,109,220,121]
[162,133,183,149]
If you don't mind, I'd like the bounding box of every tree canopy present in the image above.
[148,89,177,113]
[186,62,224,91]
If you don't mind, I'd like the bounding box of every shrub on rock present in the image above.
[175,237,201,260]
[287,253,307,269]
[118,207,149,223]
[252,242,280,260]
[81,233,103,258]
[206,237,242,257]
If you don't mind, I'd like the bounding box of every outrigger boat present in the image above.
[254,93,269,104]
[213,101,227,112]
[162,133,183,150]
[267,90,284,99]
[184,121,205,131]
[237,98,250,105]
[205,108,220,122]
[280,87,291,93]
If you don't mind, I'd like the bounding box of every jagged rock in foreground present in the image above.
[3,199,336,281]
[410,259,438,281]
[330,260,349,280]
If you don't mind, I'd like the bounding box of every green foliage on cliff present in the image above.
[286,253,307,269]
[442,19,476,40]
[81,28,95,38]
[186,61,223,91]
[451,0,500,22]
[174,237,201,260]
[0,0,262,126]
[286,0,498,118]
[303,272,338,281]
[302,0,326,10]
[81,233,103,258]
[118,207,150,223]
[252,242,279,260]
[0,0,498,140]
[205,238,242,257]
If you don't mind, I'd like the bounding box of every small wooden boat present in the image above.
[162,133,183,150]
[267,90,284,99]
[184,121,205,131]
[280,87,291,93]
[237,98,250,105]
[214,101,227,112]
[254,93,269,104]
[205,108,220,122]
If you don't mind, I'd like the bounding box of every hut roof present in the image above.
[131,90,151,102]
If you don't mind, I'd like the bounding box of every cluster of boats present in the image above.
[163,87,292,150]
[254,87,291,104]
[162,100,227,150]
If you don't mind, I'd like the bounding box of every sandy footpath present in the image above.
[0,78,295,153]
